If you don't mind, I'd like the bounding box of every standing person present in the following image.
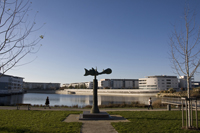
[45,96,51,109]
[148,97,153,110]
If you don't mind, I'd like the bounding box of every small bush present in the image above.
[152,100,167,108]
[84,105,92,108]
[71,105,78,108]
[193,87,200,93]
[159,90,164,93]
[180,87,185,91]
[168,88,176,93]
[164,90,169,93]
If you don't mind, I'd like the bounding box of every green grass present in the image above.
[0,110,82,133]
[108,111,200,133]
[1,109,200,133]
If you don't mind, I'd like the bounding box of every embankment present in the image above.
[26,89,159,96]
[56,89,159,96]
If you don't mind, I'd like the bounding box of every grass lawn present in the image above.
[108,111,200,133]
[0,110,82,133]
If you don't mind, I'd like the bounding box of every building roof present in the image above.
[146,75,177,78]
[0,73,24,79]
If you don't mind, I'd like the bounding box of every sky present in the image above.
[6,0,200,85]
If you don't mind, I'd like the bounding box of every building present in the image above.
[191,81,200,88]
[85,82,93,89]
[98,79,111,89]
[0,74,24,92]
[68,82,87,88]
[24,82,60,90]
[139,75,178,90]
[62,83,70,88]
[98,79,139,89]
[179,76,193,89]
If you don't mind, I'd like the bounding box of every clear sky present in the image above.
[6,0,200,85]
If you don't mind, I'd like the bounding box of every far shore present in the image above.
[26,89,159,96]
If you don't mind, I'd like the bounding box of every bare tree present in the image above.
[0,0,44,75]
[170,6,200,128]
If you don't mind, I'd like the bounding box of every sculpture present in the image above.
[84,67,112,113]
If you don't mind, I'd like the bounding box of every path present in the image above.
[64,114,130,133]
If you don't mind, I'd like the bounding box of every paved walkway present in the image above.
[0,106,183,133]
[64,114,130,133]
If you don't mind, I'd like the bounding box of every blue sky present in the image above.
[6,0,200,85]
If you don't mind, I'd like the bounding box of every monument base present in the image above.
[79,111,113,120]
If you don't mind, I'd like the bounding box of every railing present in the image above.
[161,97,200,108]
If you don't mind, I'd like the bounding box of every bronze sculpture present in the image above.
[84,67,112,113]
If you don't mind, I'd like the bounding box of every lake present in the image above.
[23,93,160,107]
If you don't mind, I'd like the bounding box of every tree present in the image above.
[170,6,200,128]
[0,0,44,75]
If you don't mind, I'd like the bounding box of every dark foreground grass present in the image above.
[0,110,82,133]
[108,111,200,133]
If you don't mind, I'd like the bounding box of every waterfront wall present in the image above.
[56,89,159,96]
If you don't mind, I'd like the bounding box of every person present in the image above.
[45,96,51,109]
[148,97,153,110]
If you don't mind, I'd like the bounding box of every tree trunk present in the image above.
[187,76,191,127]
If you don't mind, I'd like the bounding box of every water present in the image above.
[0,94,23,105]
[23,93,160,107]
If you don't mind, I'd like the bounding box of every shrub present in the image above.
[180,87,185,91]
[168,88,176,93]
[193,87,200,92]
[164,90,169,93]
[152,100,167,108]
[84,105,92,108]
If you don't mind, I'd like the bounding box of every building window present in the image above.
[147,85,157,87]
[139,85,146,87]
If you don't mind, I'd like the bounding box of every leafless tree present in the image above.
[170,6,200,128]
[0,0,44,76]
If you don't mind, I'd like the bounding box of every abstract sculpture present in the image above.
[84,67,112,113]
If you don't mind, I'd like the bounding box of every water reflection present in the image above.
[0,94,23,105]
[23,93,159,107]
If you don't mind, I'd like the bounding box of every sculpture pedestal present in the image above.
[79,111,113,120]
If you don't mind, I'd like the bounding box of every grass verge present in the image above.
[108,111,200,133]
[0,110,82,133]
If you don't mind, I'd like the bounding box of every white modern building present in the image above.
[0,74,24,92]
[179,76,193,89]
[139,75,178,90]
[68,83,79,88]
[62,83,70,88]
[85,82,93,89]
[24,82,60,90]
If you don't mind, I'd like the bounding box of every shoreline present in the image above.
[26,89,158,96]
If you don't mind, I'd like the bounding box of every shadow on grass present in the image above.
[0,127,41,133]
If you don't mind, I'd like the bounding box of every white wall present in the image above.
[139,76,178,90]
